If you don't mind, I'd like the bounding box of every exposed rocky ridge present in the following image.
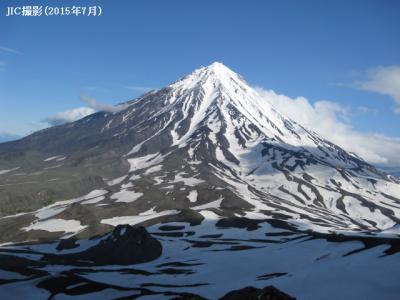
[43,225,162,266]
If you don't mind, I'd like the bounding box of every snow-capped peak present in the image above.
[170,62,247,95]
[199,61,240,80]
[193,61,239,79]
[202,61,232,72]
[164,62,314,147]
[2,61,400,251]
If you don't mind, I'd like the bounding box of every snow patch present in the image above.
[0,167,20,175]
[23,219,86,234]
[187,190,198,203]
[111,189,143,203]
[81,196,105,205]
[170,172,205,186]
[128,153,166,172]
[145,165,163,174]
[100,209,179,227]
[192,197,223,210]
[107,175,128,186]
[43,155,64,162]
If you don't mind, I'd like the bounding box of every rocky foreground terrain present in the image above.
[0,218,398,299]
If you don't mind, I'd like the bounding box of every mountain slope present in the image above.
[0,62,399,243]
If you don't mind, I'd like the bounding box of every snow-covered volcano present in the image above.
[0,62,400,243]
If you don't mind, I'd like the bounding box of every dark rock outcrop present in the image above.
[219,285,296,300]
[45,225,162,265]
[56,238,78,251]
[216,217,264,231]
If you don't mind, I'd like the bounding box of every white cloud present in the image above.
[356,65,400,114]
[42,95,129,127]
[255,87,400,169]
[124,85,156,93]
[80,94,129,113]
[0,46,22,55]
[43,107,96,126]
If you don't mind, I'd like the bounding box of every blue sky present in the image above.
[0,0,399,168]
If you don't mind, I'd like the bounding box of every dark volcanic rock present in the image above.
[219,285,296,300]
[158,225,186,231]
[56,238,78,251]
[45,225,162,265]
[216,217,264,231]
[171,294,208,300]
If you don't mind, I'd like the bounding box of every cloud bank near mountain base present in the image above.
[255,87,400,170]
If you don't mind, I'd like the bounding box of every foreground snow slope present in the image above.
[0,216,399,299]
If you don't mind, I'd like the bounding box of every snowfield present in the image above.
[1,217,399,299]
